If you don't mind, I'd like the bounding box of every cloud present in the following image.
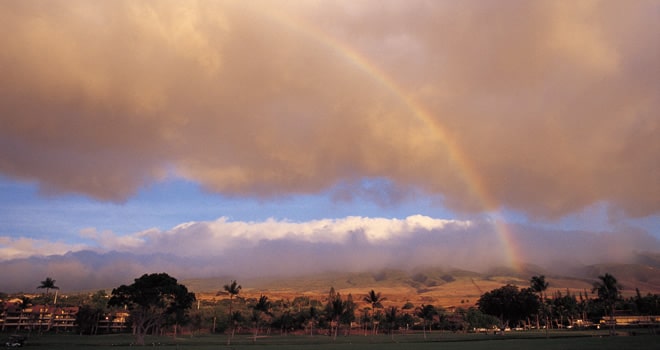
[1,215,658,291]
[0,1,658,218]
[0,236,86,261]
[79,227,146,250]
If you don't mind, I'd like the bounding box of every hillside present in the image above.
[185,262,660,308]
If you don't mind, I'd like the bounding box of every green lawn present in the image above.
[8,329,658,349]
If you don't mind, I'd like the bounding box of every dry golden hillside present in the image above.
[186,265,660,308]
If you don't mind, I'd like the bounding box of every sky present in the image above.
[0,0,659,292]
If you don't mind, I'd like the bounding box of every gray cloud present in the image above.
[1,215,658,292]
[0,0,658,218]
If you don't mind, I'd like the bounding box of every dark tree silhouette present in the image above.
[308,306,319,336]
[592,273,622,335]
[327,293,346,340]
[76,305,102,335]
[75,290,108,335]
[340,293,356,335]
[530,275,549,331]
[220,280,242,317]
[415,304,437,339]
[363,290,386,334]
[384,306,399,340]
[477,284,540,330]
[251,295,271,342]
[363,289,386,309]
[219,280,242,344]
[228,311,242,341]
[108,273,195,345]
[552,290,578,328]
[37,277,59,295]
[464,307,500,330]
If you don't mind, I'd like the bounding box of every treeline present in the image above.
[477,274,660,334]
[2,272,659,345]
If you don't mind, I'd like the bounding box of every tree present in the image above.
[464,307,499,330]
[631,289,660,315]
[552,290,578,328]
[221,280,242,317]
[530,275,549,331]
[228,311,243,340]
[384,306,399,340]
[75,290,108,335]
[37,277,59,298]
[363,290,386,334]
[363,289,386,309]
[530,275,549,298]
[89,290,109,310]
[592,273,622,335]
[477,285,539,330]
[360,307,371,336]
[577,290,590,326]
[399,312,414,335]
[219,280,241,344]
[325,293,354,340]
[340,294,356,336]
[305,305,319,336]
[251,295,271,342]
[18,295,32,311]
[108,273,196,345]
[76,305,102,335]
[415,304,437,340]
[276,309,294,336]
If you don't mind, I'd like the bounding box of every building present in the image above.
[0,302,78,332]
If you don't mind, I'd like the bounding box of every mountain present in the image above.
[184,264,659,307]
[1,250,658,304]
[577,263,660,292]
[633,252,660,268]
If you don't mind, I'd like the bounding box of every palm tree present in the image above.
[530,275,548,300]
[16,296,31,331]
[363,290,386,334]
[37,277,59,302]
[219,280,241,344]
[385,307,399,340]
[360,307,371,336]
[220,280,242,316]
[530,275,548,332]
[308,306,319,336]
[415,304,436,340]
[251,295,271,342]
[341,293,356,336]
[592,273,622,335]
[228,311,242,341]
[363,289,386,309]
[328,294,346,340]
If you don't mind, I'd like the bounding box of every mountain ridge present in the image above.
[2,250,658,301]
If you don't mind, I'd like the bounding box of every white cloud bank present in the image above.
[1,215,658,291]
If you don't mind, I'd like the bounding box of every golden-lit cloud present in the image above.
[1,0,658,217]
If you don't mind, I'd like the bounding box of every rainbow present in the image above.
[256,6,523,271]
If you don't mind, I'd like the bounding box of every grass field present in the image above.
[8,329,658,349]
